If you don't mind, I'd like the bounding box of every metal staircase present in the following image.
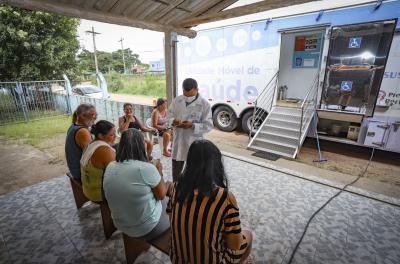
[248,74,319,158]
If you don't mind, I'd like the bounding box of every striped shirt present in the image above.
[167,187,248,264]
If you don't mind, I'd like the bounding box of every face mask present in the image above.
[185,95,196,103]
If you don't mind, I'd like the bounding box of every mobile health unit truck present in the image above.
[177,0,400,158]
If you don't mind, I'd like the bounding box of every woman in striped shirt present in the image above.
[167,140,253,264]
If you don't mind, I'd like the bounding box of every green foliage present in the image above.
[77,48,145,76]
[0,5,80,81]
[0,115,71,147]
[106,71,123,92]
[115,74,166,97]
[89,74,166,98]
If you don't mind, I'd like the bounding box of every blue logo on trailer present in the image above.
[341,81,353,91]
[349,37,362,48]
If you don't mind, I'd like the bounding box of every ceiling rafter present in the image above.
[177,0,314,27]
[4,0,197,37]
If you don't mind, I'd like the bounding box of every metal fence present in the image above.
[0,80,153,127]
[0,81,69,125]
[69,95,153,127]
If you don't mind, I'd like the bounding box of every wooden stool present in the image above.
[123,230,170,264]
[66,172,89,209]
[98,202,117,239]
[66,173,117,239]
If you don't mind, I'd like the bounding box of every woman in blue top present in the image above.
[103,128,171,240]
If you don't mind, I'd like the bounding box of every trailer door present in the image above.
[277,28,326,103]
[320,20,397,116]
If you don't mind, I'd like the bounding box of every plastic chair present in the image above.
[145,118,163,153]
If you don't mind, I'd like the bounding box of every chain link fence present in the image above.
[0,80,153,127]
[0,81,69,125]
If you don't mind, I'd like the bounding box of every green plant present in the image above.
[0,115,71,147]
[0,6,79,81]
[106,71,123,92]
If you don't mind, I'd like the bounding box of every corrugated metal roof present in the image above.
[2,0,317,37]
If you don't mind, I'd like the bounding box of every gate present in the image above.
[0,80,69,125]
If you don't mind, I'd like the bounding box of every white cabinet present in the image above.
[385,122,400,152]
[364,121,389,147]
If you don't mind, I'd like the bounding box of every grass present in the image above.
[91,73,166,98]
[118,75,166,97]
[0,115,71,147]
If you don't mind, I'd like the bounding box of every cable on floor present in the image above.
[286,147,376,264]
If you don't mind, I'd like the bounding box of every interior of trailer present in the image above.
[276,19,397,146]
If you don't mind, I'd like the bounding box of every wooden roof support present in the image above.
[3,0,197,38]
[176,0,314,28]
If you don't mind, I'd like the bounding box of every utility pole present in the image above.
[118,37,126,74]
[85,27,101,76]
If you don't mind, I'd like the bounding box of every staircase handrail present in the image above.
[298,73,319,151]
[249,71,279,140]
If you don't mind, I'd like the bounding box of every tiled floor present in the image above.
[0,151,399,264]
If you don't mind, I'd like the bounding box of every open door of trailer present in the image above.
[276,27,328,106]
[320,20,397,116]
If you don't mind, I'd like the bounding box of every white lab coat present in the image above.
[168,94,213,161]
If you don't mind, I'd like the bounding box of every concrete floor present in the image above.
[1,146,399,264]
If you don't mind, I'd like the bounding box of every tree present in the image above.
[0,5,80,81]
[76,48,145,75]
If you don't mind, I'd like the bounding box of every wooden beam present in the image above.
[161,0,223,25]
[3,0,197,37]
[150,0,185,21]
[164,32,173,105]
[187,0,227,18]
[202,0,238,15]
[176,0,314,27]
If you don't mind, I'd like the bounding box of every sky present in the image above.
[76,0,261,64]
[77,20,164,64]
[77,0,370,64]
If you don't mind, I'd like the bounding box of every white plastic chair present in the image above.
[145,118,163,153]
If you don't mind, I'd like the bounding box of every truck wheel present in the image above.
[242,110,266,135]
[213,106,238,132]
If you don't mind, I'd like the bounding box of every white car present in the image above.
[72,85,103,99]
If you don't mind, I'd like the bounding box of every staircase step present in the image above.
[262,124,300,134]
[254,138,298,149]
[266,118,301,129]
[269,112,302,121]
[248,145,294,158]
[258,131,299,146]
[273,107,303,115]
[252,138,296,157]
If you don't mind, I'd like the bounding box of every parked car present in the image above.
[72,85,103,99]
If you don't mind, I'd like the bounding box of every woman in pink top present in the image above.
[151,98,172,157]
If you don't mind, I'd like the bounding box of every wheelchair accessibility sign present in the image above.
[349,37,362,48]
[341,81,353,91]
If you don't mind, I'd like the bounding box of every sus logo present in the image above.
[379,90,386,101]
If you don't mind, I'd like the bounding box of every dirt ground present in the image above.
[0,129,399,198]
[0,138,67,195]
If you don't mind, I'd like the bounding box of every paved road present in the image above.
[109,93,154,106]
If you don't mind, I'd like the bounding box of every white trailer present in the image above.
[177,0,400,157]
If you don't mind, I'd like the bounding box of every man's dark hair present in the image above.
[182,78,198,92]
[175,140,228,203]
[116,128,147,162]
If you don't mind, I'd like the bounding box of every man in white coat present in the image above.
[169,78,213,181]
